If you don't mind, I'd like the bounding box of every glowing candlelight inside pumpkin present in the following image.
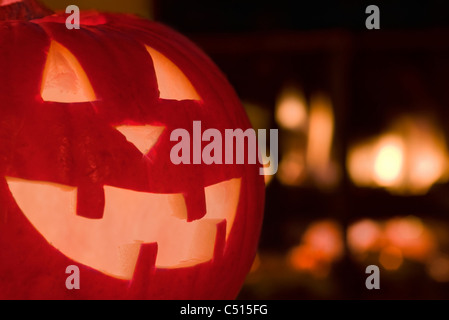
[0,1,264,299]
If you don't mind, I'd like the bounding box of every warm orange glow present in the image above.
[306,93,334,175]
[275,86,307,130]
[379,246,403,271]
[348,217,435,265]
[204,178,241,240]
[302,220,343,261]
[145,46,201,101]
[347,115,449,194]
[399,117,449,194]
[373,135,404,187]
[347,141,376,187]
[289,245,318,270]
[115,125,165,155]
[288,220,343,278]
[275,90,337,188]
[41,41,96,103]
[427,254,449,282]
[6,177,241,279]
[277,150,305,186]
[385,216,423,244]
[249,253,261,273]
[385,216,435,262]
[347,219,382,254]
[348,134,405,188]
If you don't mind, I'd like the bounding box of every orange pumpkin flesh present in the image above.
[0,1,264,299]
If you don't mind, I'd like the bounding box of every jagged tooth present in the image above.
[130,243,157,293]
[204,178,242,240]
[183,188,206,222]
[76,183,105,219]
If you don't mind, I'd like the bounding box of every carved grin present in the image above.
[6,176,241,280]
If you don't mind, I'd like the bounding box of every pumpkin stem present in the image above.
[0,0,53,21]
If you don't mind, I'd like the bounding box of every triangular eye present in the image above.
[41,41,96,103]
[145,45,201,101]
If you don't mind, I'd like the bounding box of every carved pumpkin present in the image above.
[0,0,264,299]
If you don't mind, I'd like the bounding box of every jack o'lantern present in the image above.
[0,0,264,299]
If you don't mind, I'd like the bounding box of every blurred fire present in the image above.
[347,219,383,254]
[385,216,436,262]
[275,87,339,188]
[348,216,438,272]
[288,220,343,278]
[379,246,403,271]
[275,86,307,131]
[347,115,449,195]
[277,149,306,186]
[373,135,404,187]
[306,93,339,188]
[427,254,449,282]
[247,88,449,288]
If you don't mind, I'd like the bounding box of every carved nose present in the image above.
[115,125,165,155]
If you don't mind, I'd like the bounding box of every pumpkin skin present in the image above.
[0,6,264,299]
